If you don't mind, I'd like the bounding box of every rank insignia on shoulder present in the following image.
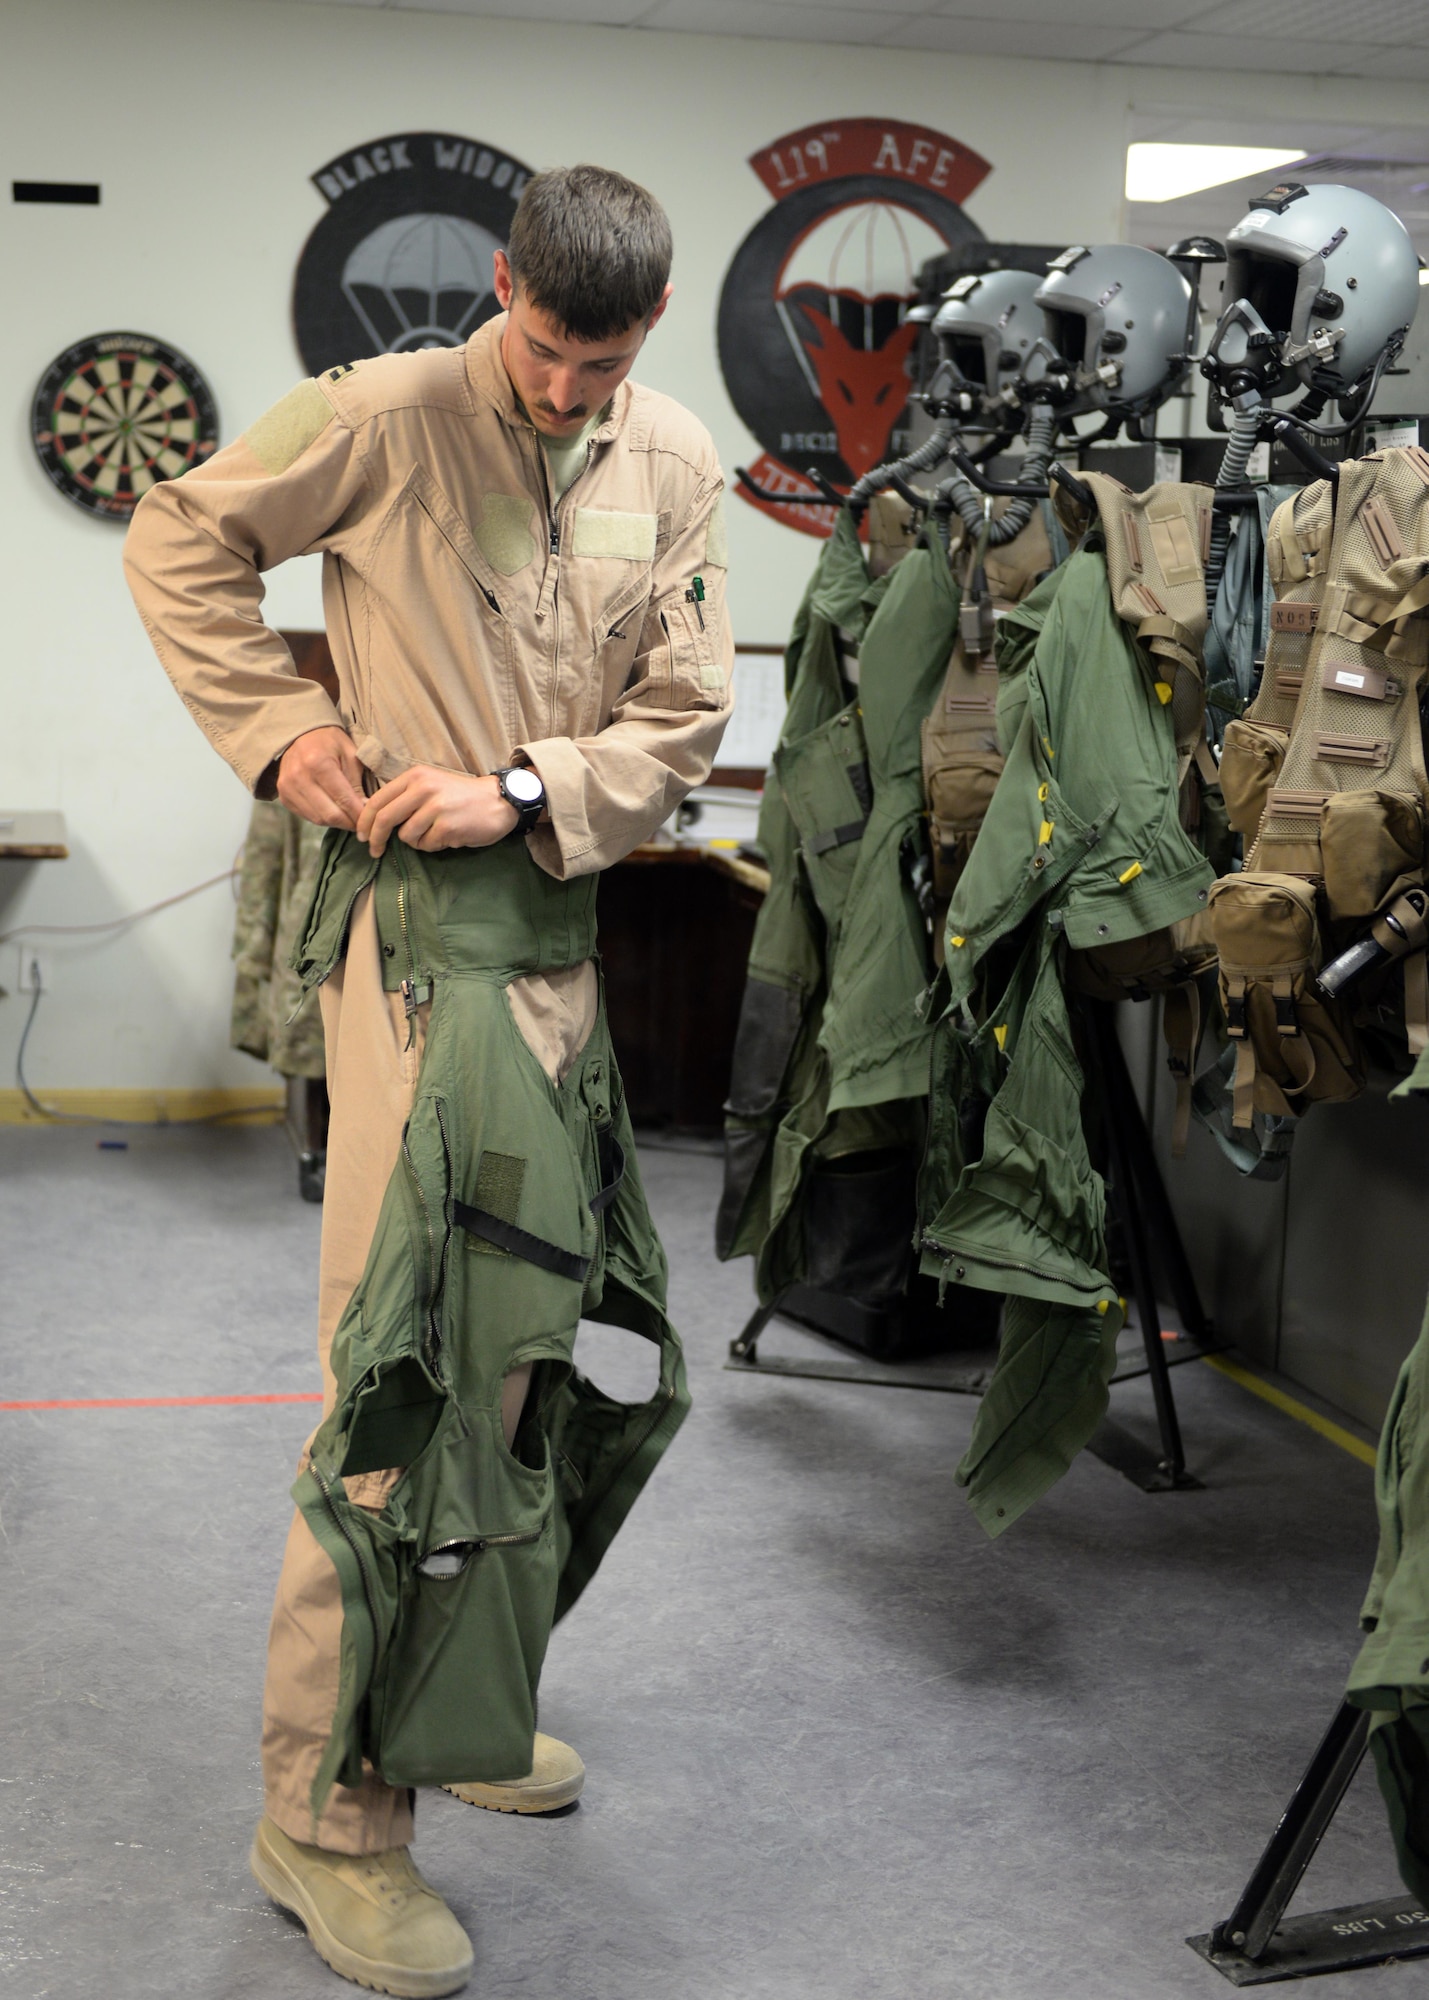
[326,362,357,382]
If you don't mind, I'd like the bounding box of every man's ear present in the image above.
[644,282,674,334]
[493,249,515,311]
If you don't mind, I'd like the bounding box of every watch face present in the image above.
[505,768,543,804]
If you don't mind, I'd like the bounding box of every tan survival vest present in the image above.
[921,501,1058,907]
[1209,447,1429,1128]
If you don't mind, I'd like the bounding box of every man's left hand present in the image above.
[356,767,519,858]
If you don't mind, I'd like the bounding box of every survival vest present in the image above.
[922,501,1065,910]
[1209,448,1429,1129]
[289,834,688,1822]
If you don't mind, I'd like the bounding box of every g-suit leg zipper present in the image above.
[417,1527,544,1580]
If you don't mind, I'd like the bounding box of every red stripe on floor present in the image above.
[0,1393,324,1411]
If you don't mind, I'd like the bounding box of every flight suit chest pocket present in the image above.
[387,465,526,614]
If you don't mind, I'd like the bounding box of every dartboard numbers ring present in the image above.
[31,331,219,521]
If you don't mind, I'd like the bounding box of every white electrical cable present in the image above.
[0,865,239,947]
[6,858,278,1129]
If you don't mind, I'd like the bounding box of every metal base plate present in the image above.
[1088,1415,1205,1492]
[1188,1896,1429,1984]
[724,1350,995,1395]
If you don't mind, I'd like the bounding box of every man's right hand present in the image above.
[275,726,368,830]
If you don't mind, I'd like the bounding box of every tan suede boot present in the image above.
[441,1732,585,1814]
[250,1815,473,1997]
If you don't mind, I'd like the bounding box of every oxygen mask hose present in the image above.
[934,407,1057,547]
[846,415,959,511]
[1206,404,1263,610]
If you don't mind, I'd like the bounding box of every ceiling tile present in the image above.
[926,0,1215,25]
[391,0,655,16]
[1190,0,1427,42]
[1118,27,1369,70]
[882,14,1146,57]
[1328,44,1429,77]
[635,0,914,40]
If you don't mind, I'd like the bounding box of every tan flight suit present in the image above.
[124,314,733,1851]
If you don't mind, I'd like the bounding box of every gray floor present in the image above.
[0,1125,1420,1999]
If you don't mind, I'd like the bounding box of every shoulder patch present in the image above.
[245,380,336,476]
[570,509,658,562]
[326,362,357,382]
[703,493,729,570]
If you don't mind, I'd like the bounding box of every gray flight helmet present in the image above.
[1208,182,1419,398]
[930,267,1045,413]
[1033,242,1194,418]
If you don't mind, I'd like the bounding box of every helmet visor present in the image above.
[1041,307,1089,369]
[1225,248,1301,346]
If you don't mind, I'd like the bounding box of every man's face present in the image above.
[493,249,671,437]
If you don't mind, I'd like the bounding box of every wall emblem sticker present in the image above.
[30,331,219,522]
[717,120,991,536]
[292,132,536,374]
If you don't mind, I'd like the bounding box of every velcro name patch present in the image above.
[570,509,658,561]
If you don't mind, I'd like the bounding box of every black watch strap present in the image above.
[493,765,546,837]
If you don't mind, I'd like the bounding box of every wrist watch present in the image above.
[493,764,546,837]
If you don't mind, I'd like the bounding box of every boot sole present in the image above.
[249,1827,472,1999]
[440,1770,584,1815]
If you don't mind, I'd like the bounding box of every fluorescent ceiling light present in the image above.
[1126,143,1307,204]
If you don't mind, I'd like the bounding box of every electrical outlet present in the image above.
[16,948,47,994]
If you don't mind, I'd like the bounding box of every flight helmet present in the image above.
[929,267,1044,413]
[1207,181,1419,398]
[1033,243,1195,417]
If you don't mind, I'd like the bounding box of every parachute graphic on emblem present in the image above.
[776,200,946,479]
[341,213,503,355]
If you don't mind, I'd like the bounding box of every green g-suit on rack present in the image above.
[717,513,958,1307]
[918,545,1215,1534]
[289,834,688,1818]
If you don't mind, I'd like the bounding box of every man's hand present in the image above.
[356,767,519,858]
[275,727,368,831]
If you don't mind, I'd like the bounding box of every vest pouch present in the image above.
[1318,789,1424,922]
[1207,871,1362,1125]
[1220,718,1289,842]
[925,747,1003,899]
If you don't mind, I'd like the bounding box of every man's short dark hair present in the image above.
[506,165,672,343]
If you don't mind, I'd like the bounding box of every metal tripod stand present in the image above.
[727,999,1217,1493]
[1189,1699,1429,1983]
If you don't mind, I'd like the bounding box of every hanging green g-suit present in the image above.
[717,515,958,1306]
[288,833,688,1819]
[918,546,1215,1535]
[1348,1294,1429,1903]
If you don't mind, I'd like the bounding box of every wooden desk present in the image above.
[599,841,767,1135]
[0,812,68,859]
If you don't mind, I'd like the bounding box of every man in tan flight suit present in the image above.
[125,164,732,1996]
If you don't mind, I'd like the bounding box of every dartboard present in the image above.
[30,332,219,521]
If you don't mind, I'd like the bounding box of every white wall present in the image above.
[4,0,1427,1089]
